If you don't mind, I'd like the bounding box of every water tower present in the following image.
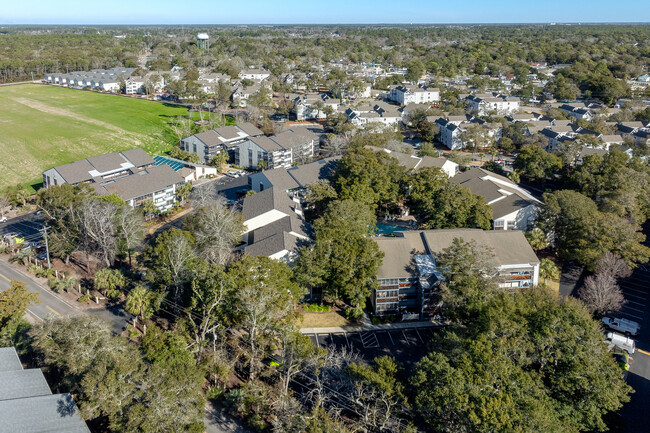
[197,33,209,51]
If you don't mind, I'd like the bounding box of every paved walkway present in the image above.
[300,319,445,335]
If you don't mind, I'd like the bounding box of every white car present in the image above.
[0,216,7,223]
[606,332,636,354]
[602,317,639,336]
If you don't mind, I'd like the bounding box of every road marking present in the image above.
[620,312,644,320]
[623,292,647,300]
[626,300,646,307]
[45,305,61,316]
[622,306,645,313]
[27,309,43,321]
[638,349,650,356]
[0,272,10,281]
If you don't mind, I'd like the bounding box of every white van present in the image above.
[606,332,636,354]
[602,317,640,336]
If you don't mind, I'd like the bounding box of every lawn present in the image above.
[0,84,190,192]
[299,310,352,328]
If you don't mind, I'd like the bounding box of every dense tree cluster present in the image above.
[411,239,632,433]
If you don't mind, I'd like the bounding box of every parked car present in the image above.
[602,317,640,336]
[35,252,48,261]
[606,332,636,354]
[613,352,630,371]
[0,216,7,223]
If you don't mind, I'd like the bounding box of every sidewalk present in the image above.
[300,319,445,335]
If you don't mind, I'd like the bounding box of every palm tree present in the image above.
[539,258,560,285]
[125,286,157,334]
[525,228,548,251]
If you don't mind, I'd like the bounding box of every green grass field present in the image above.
[0,84,190,192]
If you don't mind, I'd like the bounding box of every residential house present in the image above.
[238,68,271,81]
[559,104,594,121]
[451,168,542,231]
[389,85,440,105]
[466,94,520,115]
[373,229,540,319]
[0,347,90,433]
[346,102,402,127]
[293,93,338,120]
[364,146,459,177]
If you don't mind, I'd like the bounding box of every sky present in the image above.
[1,0,649,25]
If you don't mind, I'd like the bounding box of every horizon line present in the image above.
[2,21,650,26]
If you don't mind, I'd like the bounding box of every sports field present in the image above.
[0,84,190,191]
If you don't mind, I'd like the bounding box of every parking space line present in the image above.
[621,287,647,295]
[415,328,425,344]
[314,333,320,348]
[386,330,395,345]
[620,312,644,320]
[621,282,649,291]
[344,331,349,348]
[626,300,646,307]
[622,292,647,300]
[622,306,645,313]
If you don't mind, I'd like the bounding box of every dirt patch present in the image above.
[11,97,126,133]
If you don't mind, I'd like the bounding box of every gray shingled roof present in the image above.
[194,130,223,146]
[0,347,22,371]
[0,369,52,401]
[242,188,294,220]
[249,136,284,152]
[121,148,155,167]
[214,125,242,140]
[0,393,90,433]
[86,152,126,173]
[244,216,309,257]
[99,165,184,200]
[53,160,96,184]
[421,229,539,266]
[287,156,340,187]
[375,232,426,279]
[237,122,264,137]
[490,194,537,219]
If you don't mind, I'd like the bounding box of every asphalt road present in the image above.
[0,259,81,321]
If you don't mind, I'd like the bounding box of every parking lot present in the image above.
[0,211,44,244]
[617,224,650,433]
[304,326,439,370]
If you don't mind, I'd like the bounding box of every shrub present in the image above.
[78,294,91,303]
[206,386,224,401]
[302,304,331,313]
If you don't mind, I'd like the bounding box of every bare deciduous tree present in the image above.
[116,206,144,267]
[326,134,349,156]
[578,273,625,317]
[79,198,119,268]
[594,252,632,280]
[183,200,244,266]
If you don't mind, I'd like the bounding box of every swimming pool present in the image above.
[375,222,408,235]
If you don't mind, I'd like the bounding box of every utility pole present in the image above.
[42,226,51,269]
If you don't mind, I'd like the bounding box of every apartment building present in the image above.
[373,229,540,319]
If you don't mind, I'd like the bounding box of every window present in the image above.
[248,148,253,167]
[493,220,505,230]
[507,221,517,230]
